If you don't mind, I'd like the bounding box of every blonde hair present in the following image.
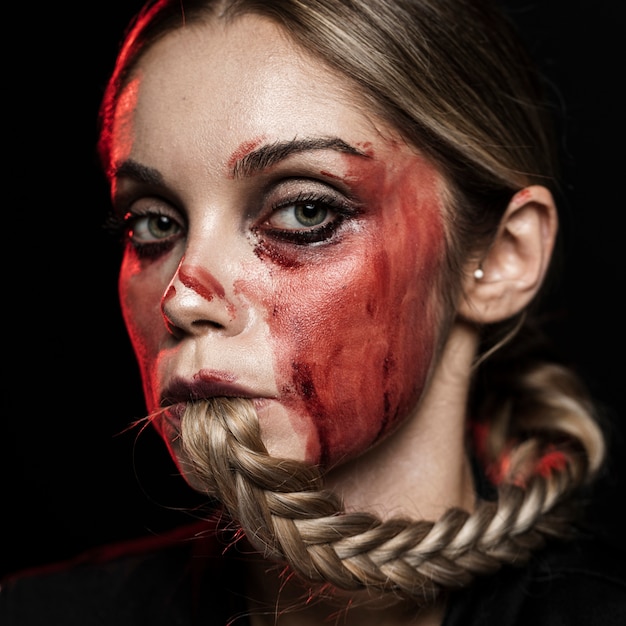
[101,0,607,606]
[179,395,602,603]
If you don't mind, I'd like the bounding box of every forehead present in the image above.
[110,13,406,168]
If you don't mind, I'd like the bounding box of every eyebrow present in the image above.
[231,137,369,179]
[111,159,164,186]
[110,137,369,185]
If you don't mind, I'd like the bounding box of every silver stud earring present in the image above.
[473,267,484,280]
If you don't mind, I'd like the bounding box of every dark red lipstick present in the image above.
[160,370,263,407]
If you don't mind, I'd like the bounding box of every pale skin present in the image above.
[109,14,558,626]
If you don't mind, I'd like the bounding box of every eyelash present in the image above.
[104,189,357,258]
[104,209,182,259]
[259,191,356,245]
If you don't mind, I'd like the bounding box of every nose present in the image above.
[161,258,245,338]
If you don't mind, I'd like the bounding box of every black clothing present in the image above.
[2,520,625,625]
[443,532,626,625]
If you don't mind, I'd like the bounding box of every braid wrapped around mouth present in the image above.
[179,397,584,604]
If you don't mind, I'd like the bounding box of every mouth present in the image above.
[160,370,269,411]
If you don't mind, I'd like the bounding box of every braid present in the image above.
[180,397,592,604]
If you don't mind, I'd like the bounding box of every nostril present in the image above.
[191,319,225,329]
[163,317,225,339]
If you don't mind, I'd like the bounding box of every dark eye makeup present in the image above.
[256,190,359,245]
[105,176,362,260]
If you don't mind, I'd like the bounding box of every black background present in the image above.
[3,1,624,578]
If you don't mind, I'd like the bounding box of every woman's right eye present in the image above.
[127,213,182,244]
[116,205,185,260]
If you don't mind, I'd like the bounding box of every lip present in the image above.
[160,369,268,408]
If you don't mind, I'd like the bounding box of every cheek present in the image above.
[118,255,168,402]
[257,157,446,467]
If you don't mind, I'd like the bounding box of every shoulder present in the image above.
[444,532,626,626]
[0,519,241,626]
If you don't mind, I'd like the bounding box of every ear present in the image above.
[458,185,558,324]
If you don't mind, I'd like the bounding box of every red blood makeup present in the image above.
[112,16,449,475]
[236,146,446,467]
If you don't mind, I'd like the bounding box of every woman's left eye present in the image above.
[257,189,357,245]
[267,200,333,230]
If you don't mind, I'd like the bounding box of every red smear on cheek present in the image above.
[262,148,446,467]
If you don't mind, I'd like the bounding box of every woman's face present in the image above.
[110,15,449,476]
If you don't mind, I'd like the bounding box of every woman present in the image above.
[2,0,624,624]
